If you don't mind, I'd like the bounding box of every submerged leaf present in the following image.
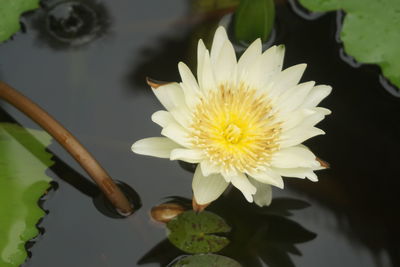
[0,123,54,266]
[173,254,241,267]
[299,0,400,90]
[166,211,231,253]
[0,0,40,42]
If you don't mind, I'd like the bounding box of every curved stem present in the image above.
[0,82,133,215]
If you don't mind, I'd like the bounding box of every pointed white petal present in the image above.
[230,173,256,202]
[249,178,273,207]
[272,167,319,182]
[280,126,325,148]
[278,81,315,114]
[152,83,186,111]
[151,110,175,128]
[161,122,192,148]
[197,39,207,85]
[269,64,307,98]
[248,167,284,189]
[169,106,192,127]
[199,50,217,92]
[260,44,285,74]
[238,38,262,77]
[200,160,221,177]
[170,148,204,163]
[210,26,229,65]
[192,165,229,205]
[178,62,201,106]
[280,109,316,131]
[131,137,182,158]
[214,40,237,85]
[301,85,332,108]
[271,146,320,169]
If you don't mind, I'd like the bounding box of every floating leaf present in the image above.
[299,0,400,90]
[0,0,40,42]
[166,211,231,254]
[234,0,275,43]
[0,123,54,266]
[172,254,241,267]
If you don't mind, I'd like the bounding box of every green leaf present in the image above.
[166,211,231,254]
[0,123,54,267]
[173,254,241,267]
[299,0,400,90]
[234,0,275,43]
[0,0,40,42]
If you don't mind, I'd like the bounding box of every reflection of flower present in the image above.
[132,26,331,207]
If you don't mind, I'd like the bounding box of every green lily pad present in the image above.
[299,0,400,90]
[166,211,231,254]
[173,254,241,267]
[0,0,40,42]
[0,123,54,266]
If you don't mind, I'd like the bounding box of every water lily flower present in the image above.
[132,26,331,208]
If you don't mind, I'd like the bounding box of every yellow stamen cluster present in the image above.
[190,83,281,173]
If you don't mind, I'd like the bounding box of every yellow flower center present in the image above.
[190,83,281,173]
[224,123,242,144]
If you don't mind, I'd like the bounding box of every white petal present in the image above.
[178,62,201,106]
[161,122,192,148]
[277,81,315,114]
[169,106,192,127]
[214,40,237,85]
[151,110,175,128]
[197,39,207,86]
[240,45,283,89]
[152,83,185,111]
[301,85,332,108]
[192,165,229,205]
[200,160,221,177]
[131,137,181,158]
[230,173,257,202]
[272,167,319,182]
[268,64,307,98]
[210,26,229,65]
[279,126,325,148]
[260,44,285,75]
[280,109,316,131]
[199,50,217,92]
[249,178,273,207]
[271,146,320,169]
[238,38,262,77]
[301,109,329,127]
[170,148,204,163]
[248,167,284,189]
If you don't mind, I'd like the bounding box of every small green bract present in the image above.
[0,123,54,267]
[166,211,231,254]
[0,0,40,42]
[299,0,400,90]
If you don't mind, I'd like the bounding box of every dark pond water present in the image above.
[1,0,400,266]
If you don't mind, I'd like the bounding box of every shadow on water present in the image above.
[139,193,316,267]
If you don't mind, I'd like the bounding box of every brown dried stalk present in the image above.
[0,81,133,215]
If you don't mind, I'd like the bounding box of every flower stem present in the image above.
[0,82,133,215]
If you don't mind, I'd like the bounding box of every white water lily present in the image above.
[132,26,331,207]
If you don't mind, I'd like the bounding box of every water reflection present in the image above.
[30,0,111,50]
[139,193,316,267]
